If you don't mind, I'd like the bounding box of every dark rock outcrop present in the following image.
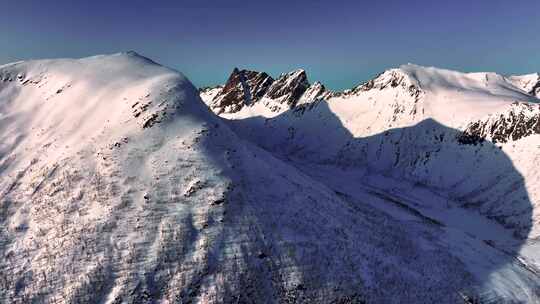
[458,102,540,144]
[207,68,274,114]
[200,68,318,114]
[264,69,310,108]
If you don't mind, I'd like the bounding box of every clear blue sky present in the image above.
[1,0,539,90]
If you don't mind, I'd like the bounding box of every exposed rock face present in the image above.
[263,69,309,108]
[459,102,540,144]
[200,68,329,115]
[204,68,274,114]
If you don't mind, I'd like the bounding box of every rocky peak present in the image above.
[199,68,326,115]
[225,68,274,102]
[206,68,274,114]
[264,69,309,108]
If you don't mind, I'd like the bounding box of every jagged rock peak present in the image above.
[230,68,274,101]
[199,68,333,114]
[206,68,274,114]
[264,69,310,107]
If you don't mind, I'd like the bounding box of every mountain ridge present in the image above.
[200,64,540,121]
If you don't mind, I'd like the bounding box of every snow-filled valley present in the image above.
[1,52,540,303]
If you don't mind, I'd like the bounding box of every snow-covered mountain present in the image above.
[1,53,540,303]
[204,63,540,302]
[223,64,540,237]
[509,73,540,98]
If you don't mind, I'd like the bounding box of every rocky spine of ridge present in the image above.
[205,68,274,114]
[458,102,540,144]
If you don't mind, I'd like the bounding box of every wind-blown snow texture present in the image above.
[1,53,540,303]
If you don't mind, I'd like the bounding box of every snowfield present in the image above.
[1,52,540,303]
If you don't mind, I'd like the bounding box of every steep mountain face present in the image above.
[509,73,540,97]
[200,68,274,114]
[261,69,309,111]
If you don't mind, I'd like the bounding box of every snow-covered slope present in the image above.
[336,64,538,133]
[509,73,540,97]
[199,85,223,104]
[2,53,515,304]
[2,54,540,303]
